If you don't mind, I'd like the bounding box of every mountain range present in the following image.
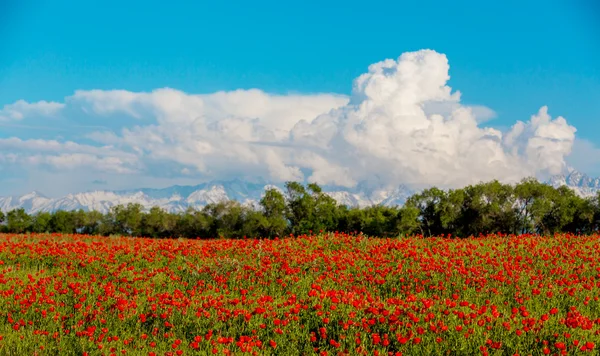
[547,170,600,198]
[1,171,598,214]
[0,178,413,214]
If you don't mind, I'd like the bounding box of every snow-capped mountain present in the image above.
[0,179,414,214]
[547,170,600,198]
[1,170,596,214]
[0,191,52,213]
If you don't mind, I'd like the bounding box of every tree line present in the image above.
[1,178,599,238]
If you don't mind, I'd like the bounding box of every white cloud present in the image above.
[71,88,348,139]
[69,88,349,182]
[288,50,577,188]
[0,49,591,194]
[26,154,137,173]
[0,100,64,121]
[0,137,122,155]
[469,105,498,122]
[0,138,139,175]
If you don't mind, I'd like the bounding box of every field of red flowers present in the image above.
[0,232,599,355]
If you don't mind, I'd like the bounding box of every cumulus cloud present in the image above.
[72,88,349,182]
[71,88,348,139]
[0,49,586,193]
[289,50,576,188]
[0,100,64,121]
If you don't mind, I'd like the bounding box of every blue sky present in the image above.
[0,0,599,196]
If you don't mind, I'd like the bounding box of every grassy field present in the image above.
[0,232,599,355]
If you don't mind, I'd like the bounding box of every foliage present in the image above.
[0,178,599,238]
[6,208,32,233]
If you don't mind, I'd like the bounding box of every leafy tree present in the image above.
[111,203,144,236]
[203,201,250,238]
[175,207,211,238]
[337,206,364,235]
[49,210,77,233]
[456,181,517,236]
[7,208,32,233]
[542,186,594,234]
[307,183,342,234]
[593,192,600,232]
[405,187,448,237]
[284,182,313,235]
[31,212,52,233]
[142,206,173,238]
[0,178,598,239]
[239,210,269,238]
[283,182,344,235]
[514,178,555,234]
[437,188,465,236]
[80,210,104,235]
[72,209,87,232]
[359,205,401,237]
[397,204,421,236]
[259,188,288,238]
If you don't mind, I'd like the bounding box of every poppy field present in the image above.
[0,233,599,355]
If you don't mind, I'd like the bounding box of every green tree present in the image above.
[203,201,247,238]
[358,205,401,237]
[142,206,177,238]
[81,211,104,235]
[308,183,342,234]
[455,181,517,236]
[175,207,211,238]
[72,209,87,232]
[239,209,269,238]
[31,212,52,233]
[6,208,32,233]
[569,196,596,234]
[541,186,594,234]
[96,212,118,236]
[405,187,448,237]
[49,210,77,233]
[593,192,600,232]
[284,182,314,235]
[283,182,343,235]
[514,178,555,234]
[259,188,288,238]
[397,204,421,236]
[111,203,144,236]
[437,188,465,236]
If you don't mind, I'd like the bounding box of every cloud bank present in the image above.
[0,100,64,121]
[0,49,582,194]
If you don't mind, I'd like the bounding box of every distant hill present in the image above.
[1,170,597,214]
[547,170,600,198]
[0,179,413,213]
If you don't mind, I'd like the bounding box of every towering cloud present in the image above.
[290,50,576,188]
[0,50,580,194]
